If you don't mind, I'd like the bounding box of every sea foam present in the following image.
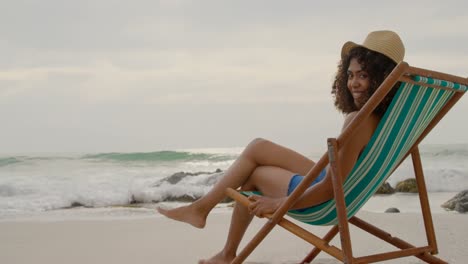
[0,145,466,218]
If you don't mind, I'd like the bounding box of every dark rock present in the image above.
[62,201,91,209]
[395,178,418,193]
[153,169,224,186]
[160,194,200,203]
[143,169,229,204]
[385,207,400,213]
[166,171,189,184]
[376,182,395,194]
[441,190,468,213]
[70,201,85,207]
[151,193,232,204]
[455,201,468,213]
[202,172,224,186]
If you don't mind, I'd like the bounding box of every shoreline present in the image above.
[0,191,459,222]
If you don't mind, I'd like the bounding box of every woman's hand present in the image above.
[247,195,286,218]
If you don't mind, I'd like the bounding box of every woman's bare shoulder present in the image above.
[342,112,379,130]
[342,111,380,143]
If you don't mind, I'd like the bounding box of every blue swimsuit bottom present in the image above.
[286,169,328,213]
[287,168,327,195]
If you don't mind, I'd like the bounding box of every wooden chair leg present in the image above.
[411,147,439,254]
[328,138,354,263]
[301,225,339,264]
[350,217,447,263]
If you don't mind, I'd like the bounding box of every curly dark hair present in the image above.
[332,47,399,117]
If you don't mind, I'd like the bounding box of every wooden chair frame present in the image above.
[226,62,467,263]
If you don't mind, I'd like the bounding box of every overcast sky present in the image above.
[1,0,467,154]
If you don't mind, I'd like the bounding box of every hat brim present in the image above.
[340,30,404,63]
[340,40,401,63]
[341,41,361,59]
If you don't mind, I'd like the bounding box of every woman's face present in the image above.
[347,58,370,109]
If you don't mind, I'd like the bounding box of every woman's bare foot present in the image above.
[157,205,207,229]
[198,252,235,264]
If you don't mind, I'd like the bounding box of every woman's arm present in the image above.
[290,111,380,209]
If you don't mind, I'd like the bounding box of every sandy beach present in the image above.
[1,205,466,264]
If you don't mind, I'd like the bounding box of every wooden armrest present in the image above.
[226,188,251,207]
[226,188,275,219]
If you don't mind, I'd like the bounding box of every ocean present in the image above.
[1,144,467,220]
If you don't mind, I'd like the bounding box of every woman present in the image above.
[158,30,405,264]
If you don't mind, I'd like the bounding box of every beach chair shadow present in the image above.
[226,62,467,263]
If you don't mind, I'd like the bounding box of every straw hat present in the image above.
[341,30,405,63]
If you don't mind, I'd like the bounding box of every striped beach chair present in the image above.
[226,62,467,263]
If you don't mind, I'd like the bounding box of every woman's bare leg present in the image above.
[157,138,314,228]
[198,203,253,264]
[199,166,298,264]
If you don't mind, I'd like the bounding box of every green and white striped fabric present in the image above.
[286,76,466,225]
[242,76,466,226]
